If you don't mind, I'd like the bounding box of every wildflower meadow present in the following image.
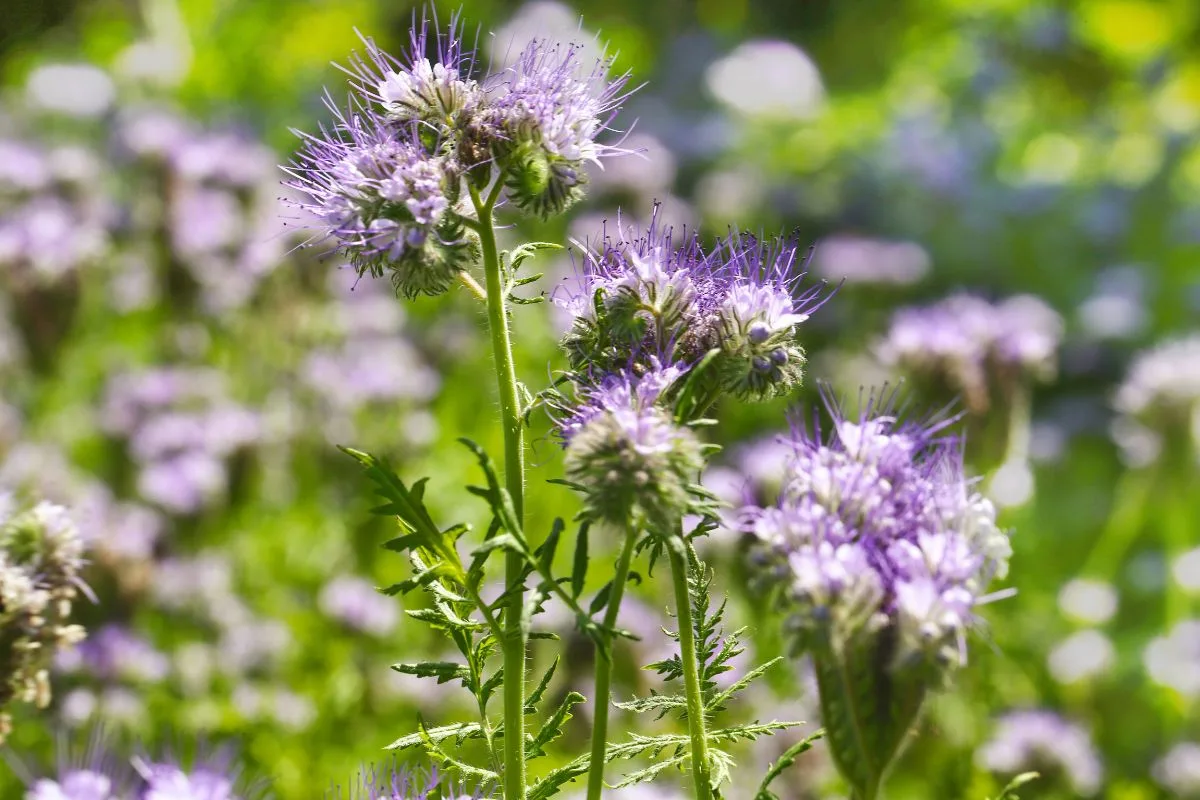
[1,1,1198,798]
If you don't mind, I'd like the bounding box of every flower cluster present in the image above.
[287,12,630,296]
[556,207,830,405]
[26,745,265,800]
[878,293,1063,412]
[738,397,1011,668]
[559,363,704,530]
[1113,333,1200,462]
[0,495,87,744]
[332,762,484,799]
[975,710,1103,796]
[99,368,262,515]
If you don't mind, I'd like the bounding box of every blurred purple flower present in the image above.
[976,710,1103,795]
[318,575,399,637]
[878,293,1063,411]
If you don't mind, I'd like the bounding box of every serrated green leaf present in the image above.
[754,730,825,800]
[526,691,586,759]
[525,656,560,713]
[392,661,471,686]
[386,721,484,751]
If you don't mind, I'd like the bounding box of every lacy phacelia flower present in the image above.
[556,208,827,404]
[285,106,472,298]
[1,495,87,744]
[333,763,481,799]
[1113,333,1200,462]
[878,293,1063,412]
[24,732,131,800]
[135,752,264,800]
[976,710,1103,796]
[491,39,630,217]
[710,233,828,401]
[347,17,483,137]
[561,365,703,530]
[736,396,1010,797]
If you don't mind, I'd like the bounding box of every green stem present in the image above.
[585,521,639,800]
[472,183,527,800]
[668,545,714,800]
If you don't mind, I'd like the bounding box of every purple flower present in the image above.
[24,731,130,800]
[332,762,483,799]
[976,710,1103,795]
[1113,333,1200,460]
[559,362,704,528]
[285,103,465,297]
[489,36,632,216]
[57,624,168,683]
[556,205,829,403]
[738,391,1010,666]
[878,293,1063,412]
[318,575,400,637]
[135,750,264,800]
[344,15,483,132]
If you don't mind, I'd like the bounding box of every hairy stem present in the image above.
[668,545,714,800]
[585,521,639,800]
[473,183,527,800]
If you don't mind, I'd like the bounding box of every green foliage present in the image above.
[611,556,809,793]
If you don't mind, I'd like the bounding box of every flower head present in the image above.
[556,206,828,404]
[22,729,130,800]
[1113,333,1200,463]
[561,363,703,529]
[285,104,473,297]
[346,14,483,136]
[735,390,1010,797]
[741,393,1008,664]
[134,749,264,800]
[976,710,1103,796]
[878,293,1062,412]
[491,38,631,217]
[710,233,829,401]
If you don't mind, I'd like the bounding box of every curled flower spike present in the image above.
[345,14,483,133]
[735,388,1011,798]
[555,206,830,407]
[285,101,475,298]
[710,232,831,401]
[491,39,633,217]
[560,362,704,530]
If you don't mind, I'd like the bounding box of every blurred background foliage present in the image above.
[1,0,1198,798]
